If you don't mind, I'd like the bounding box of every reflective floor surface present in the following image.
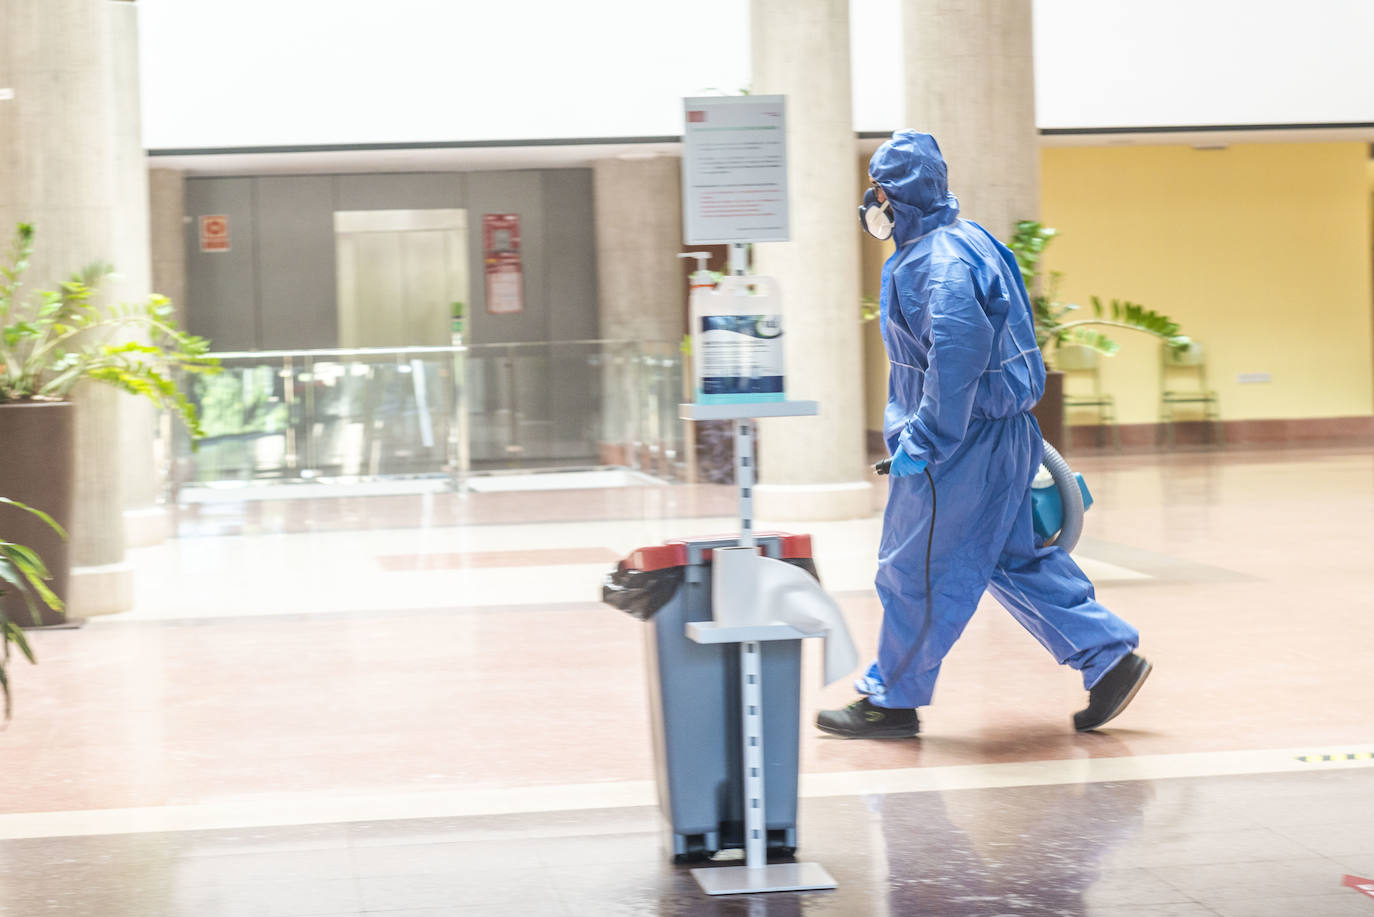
[1,444,1372,915]
[4,768,1373,915]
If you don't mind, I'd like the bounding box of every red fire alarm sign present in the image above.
[199,215,230,253]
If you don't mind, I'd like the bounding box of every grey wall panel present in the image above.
[543,169,600,343]
[183,168,598,368]
[542,170,601,456]
[333,173,466,212]
[254,175,338,349]
[184,178,258,350]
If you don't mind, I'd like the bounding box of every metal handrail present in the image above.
[206,339,667,361]
[208,346,466,360]
[176,338,686,493]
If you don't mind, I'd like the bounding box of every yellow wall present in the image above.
[1040,142,1374,424]
[861,210,890,434]
[858,153,895,434]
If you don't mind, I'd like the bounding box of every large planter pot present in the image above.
[0,402,74,626]
[1032,370,1066,454]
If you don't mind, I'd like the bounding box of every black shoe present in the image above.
[1074,653,1152,732]
[816,697,920,739]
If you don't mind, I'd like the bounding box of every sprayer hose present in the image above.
[874,437,1086,552]
[1039,439,1085,552]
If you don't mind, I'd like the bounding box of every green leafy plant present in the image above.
[1009,220,1189,357]
[193,370,288,438]
[0,223,218,436]
[860,295,880,323]
[0,497,64,719]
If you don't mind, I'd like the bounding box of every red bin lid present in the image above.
[618,533,812,571]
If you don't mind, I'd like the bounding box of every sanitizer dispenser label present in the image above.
[699,315,784,398]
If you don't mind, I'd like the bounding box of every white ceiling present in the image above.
[138,0,1374,151]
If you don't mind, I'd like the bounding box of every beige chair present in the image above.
[1054,344,1120,451]
[1159,341,1223,447]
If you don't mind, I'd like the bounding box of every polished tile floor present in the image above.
[2,445,1372,915]
[4,769,1374,915]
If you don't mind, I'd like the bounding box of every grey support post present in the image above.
[686,619,838,895]
[736,420,755,550]
[679,399,833,895]
[740,636,765,866]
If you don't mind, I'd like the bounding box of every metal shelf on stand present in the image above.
[677,400,817,551]
[686,621,814,644]
[679,401,818,421]
[678,398,837,897]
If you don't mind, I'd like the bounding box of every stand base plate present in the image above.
[691,862,837,896]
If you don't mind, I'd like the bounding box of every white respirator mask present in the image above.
[859,185,894,241]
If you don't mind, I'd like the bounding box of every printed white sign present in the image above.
[682,95,790,245]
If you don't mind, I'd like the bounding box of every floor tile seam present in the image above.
[797,745,1374,801]
[1129,852,1361,871]
[3,745,1373,843]
[164,514,748,545]
[1143,853,1359,885]
[88,600,617,625]
[91,566,1173,623]
[1266,822,1374,860]
[1204,890,1374,901]
[1139,862,1236,910]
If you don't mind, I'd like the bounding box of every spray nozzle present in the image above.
[677,251,715,289]
[677,251,712,273]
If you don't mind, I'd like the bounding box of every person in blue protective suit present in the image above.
[817,131,1151,739]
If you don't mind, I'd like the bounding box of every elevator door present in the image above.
[334,209,468,347]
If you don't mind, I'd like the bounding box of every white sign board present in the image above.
[682,95,790,245]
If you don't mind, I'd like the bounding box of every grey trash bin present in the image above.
[604,533,818,862]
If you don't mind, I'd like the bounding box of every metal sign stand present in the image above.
[679,103,825,891]
[679,394,833,896]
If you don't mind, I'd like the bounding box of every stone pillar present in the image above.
[0,0,149,614]
[147,169,187,521]
[749,0,872,520]
[902,0,1038,242]
[592,155,689,468]
[110,1,168,550]
[592,155,686,344]
[149,170,188,328]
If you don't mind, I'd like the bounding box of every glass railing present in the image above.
[171,340,685,495]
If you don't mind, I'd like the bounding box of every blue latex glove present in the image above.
[888,451,928,478]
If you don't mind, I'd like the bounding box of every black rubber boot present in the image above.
[1074,652,1152,732]
[816,697,920,739]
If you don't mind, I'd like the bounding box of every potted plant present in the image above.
[1009,220,1188,451]
[0,497,63,717]
[0,223,217,624]
[450,301,466,341]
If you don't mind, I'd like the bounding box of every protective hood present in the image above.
[869,130,961,245]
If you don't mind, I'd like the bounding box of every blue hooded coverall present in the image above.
[857,131,1139,710]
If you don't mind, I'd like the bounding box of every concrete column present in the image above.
[592,155,689,466]
[110,1,168,550]
[902,0,1038,242]
[749,0,872,520]
[149,170,188,327]
[0,0,149,614]
[146,169,186,533]
[592,155,686,344]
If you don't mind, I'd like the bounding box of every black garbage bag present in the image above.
[603,565,685,621]
[603,555,820,622]
[789,557,820,582]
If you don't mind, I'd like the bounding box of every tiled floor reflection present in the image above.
[3,768,1373,916]
[2,446,1372,914]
